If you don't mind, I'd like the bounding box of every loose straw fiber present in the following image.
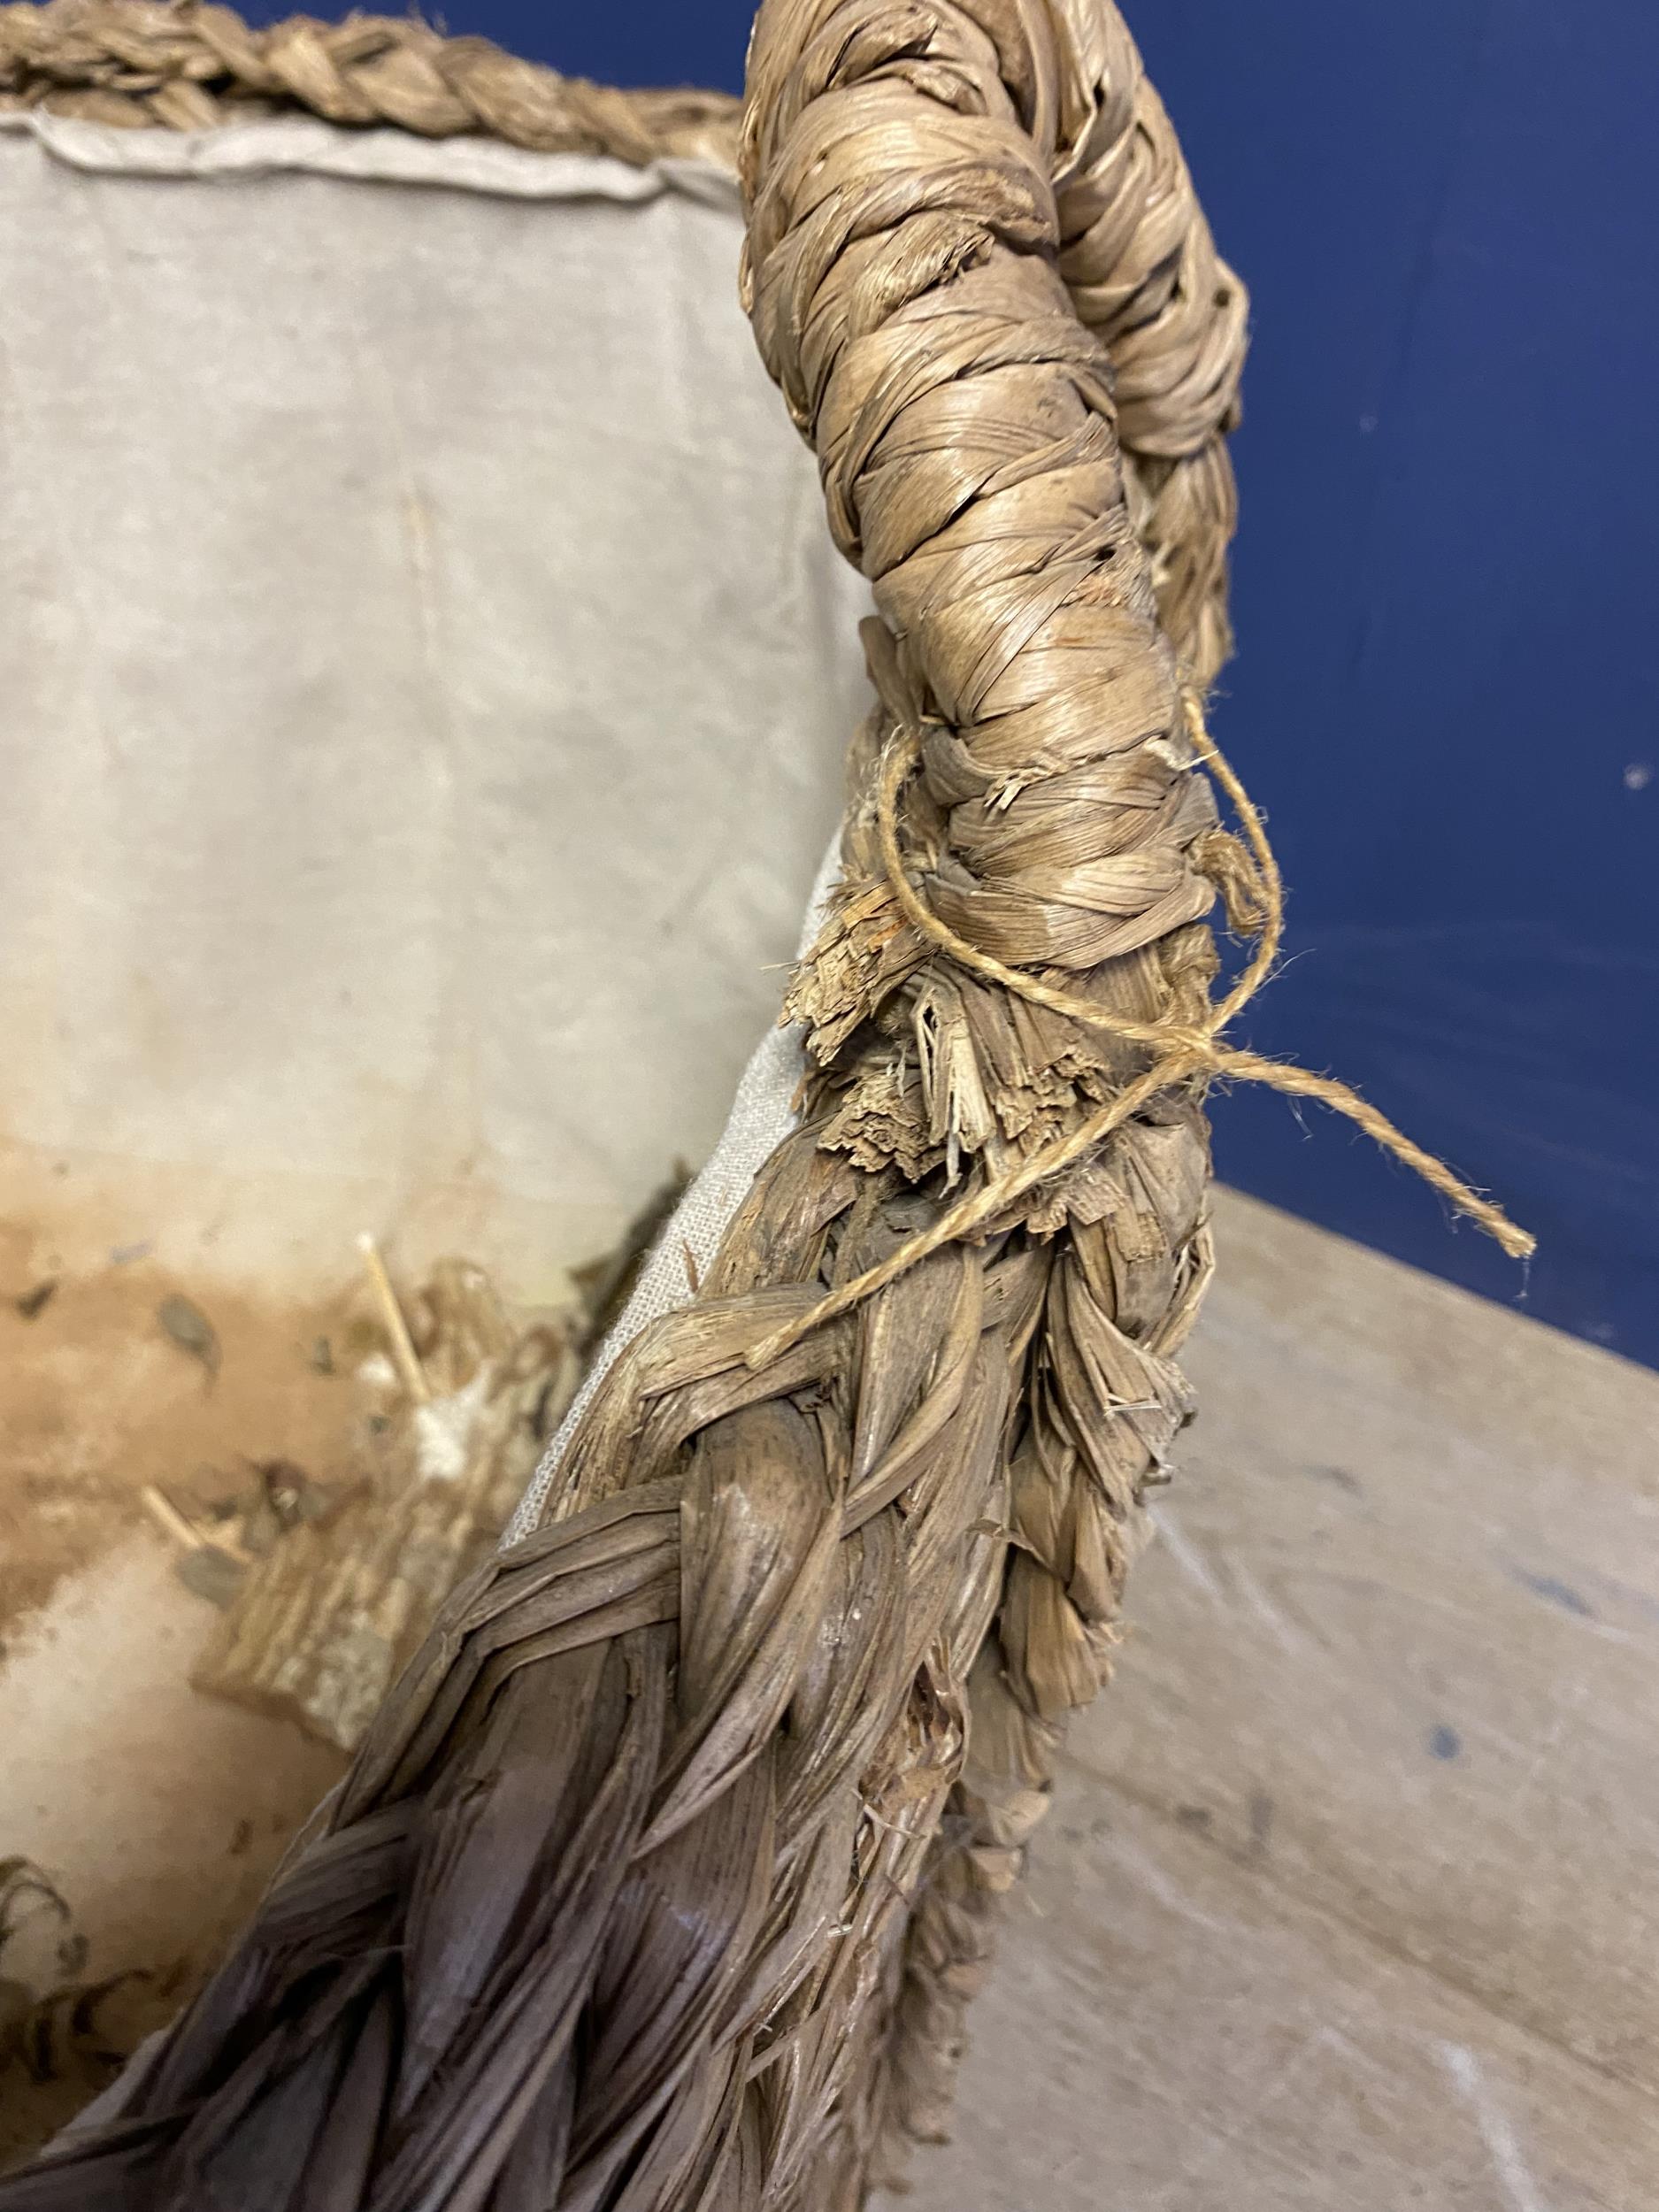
[0,3,1527,2208]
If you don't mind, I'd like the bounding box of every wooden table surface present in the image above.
[889,1188,1658,2212]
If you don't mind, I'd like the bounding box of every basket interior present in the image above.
[0,113,868,2155]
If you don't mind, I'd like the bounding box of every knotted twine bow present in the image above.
[749,695,1532,1371]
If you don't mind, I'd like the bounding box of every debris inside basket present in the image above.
[0,1187,691,2154]
[163,1192,688,1754]
[156,1293,220,1383]
[3,1186,687,1759]
[0,1859,145,2095]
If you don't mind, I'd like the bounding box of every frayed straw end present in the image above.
[754,698,1538,1372]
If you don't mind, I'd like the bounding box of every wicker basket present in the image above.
[0,3,1527,2205]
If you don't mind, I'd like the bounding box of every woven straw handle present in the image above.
[733,0,1252,2155]
[743,0,1245,703]
[742,0,1246,933]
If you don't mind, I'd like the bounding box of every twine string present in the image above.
[747,695,1533,1371]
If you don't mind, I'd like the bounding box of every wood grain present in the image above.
[890,1187,1659,2209]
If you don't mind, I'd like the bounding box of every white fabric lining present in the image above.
[0,99,850,1548]
[504,832,841,1544]
[0,108,869,1297]
[0,109,738,208]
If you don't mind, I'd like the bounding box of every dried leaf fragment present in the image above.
[157,1293,220,1381]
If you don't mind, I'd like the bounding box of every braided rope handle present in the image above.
[734,0,1248,2153]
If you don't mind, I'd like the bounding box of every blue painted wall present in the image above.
[243,2,1659,1362]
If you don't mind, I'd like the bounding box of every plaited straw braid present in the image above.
[0,4,1527,2209]
[0,0,744,163]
